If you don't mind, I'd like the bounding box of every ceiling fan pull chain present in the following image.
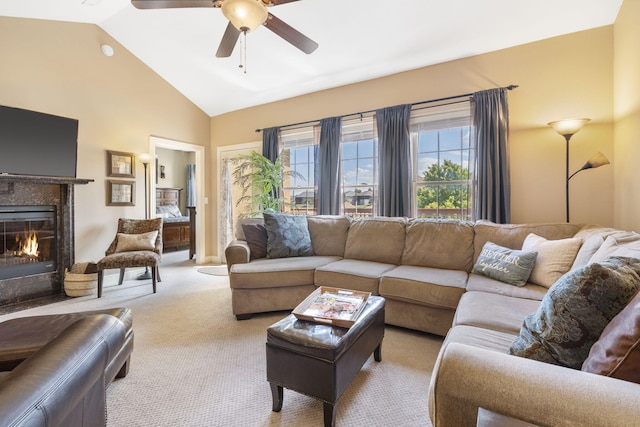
[240,29,247,74]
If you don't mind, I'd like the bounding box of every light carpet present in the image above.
[197,265,229,276]
[0,251,442,426]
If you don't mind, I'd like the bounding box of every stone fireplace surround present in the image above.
[0,175,92,307]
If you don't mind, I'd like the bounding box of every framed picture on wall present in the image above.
[107,180,135,206]
[107,150,135,178]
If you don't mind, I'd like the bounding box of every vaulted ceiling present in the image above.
[0,0,623,116]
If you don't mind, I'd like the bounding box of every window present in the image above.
[411,103,472,220]
[341,118,377,217]
[280,127,317,215]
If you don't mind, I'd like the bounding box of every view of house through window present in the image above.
[411,103,472,220]
[341,118,377,217]
[280,127,316,215]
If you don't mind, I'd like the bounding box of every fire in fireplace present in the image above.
[0,206,56,280]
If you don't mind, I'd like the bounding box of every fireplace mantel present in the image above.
[0,174,93,185]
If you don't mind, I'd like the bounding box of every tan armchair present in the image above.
[97,218,163,298]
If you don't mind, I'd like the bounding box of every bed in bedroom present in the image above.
[155,187,196,259]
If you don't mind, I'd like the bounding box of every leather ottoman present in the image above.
[266,296,385,427]
[0,307,133,383]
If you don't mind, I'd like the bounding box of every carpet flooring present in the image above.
[0,251,442,426]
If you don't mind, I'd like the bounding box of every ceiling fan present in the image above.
[131,0,318,58]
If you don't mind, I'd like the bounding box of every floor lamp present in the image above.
[137,153,152,280]
[548,118,610,223]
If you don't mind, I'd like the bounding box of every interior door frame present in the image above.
[150,135,206,264]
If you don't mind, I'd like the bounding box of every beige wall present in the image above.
[614,0,640,231]
[0,17,211,263]
[212,26,615,237]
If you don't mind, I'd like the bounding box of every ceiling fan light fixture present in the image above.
[221,0,267,32]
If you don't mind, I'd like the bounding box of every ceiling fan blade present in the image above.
[263,13,318,54]
[266,0,301,5]
[131,0,216,9]
[216,21,241,57]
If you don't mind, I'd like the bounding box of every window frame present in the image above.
[340,117,378,218]
[410,103,473,220]
[280,127,318,216]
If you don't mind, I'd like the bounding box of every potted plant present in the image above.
[231,150,303,217]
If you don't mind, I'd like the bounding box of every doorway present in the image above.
[151,136,206,264]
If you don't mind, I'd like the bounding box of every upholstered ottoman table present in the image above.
[0,307,133,384]
[266,296,385,427]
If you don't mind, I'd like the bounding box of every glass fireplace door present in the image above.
[0,206,56,280]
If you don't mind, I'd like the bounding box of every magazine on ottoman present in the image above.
[293,287,371,328]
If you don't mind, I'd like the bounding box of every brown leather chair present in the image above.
[0,314,125,427]
[97,218,163,298]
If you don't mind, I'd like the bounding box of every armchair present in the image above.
[97,218,163,298]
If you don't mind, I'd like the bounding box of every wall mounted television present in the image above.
[0,105,78,178]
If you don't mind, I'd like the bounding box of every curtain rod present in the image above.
[255,84,518,133]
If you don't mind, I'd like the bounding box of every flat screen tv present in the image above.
[0,105,78,178]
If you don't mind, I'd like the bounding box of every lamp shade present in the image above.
[138,153,152,164]
[583,151,610,169]
[222,0,268,32]
[548,118,590,136]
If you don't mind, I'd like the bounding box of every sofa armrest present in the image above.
[225,239,251,271]
[429,342,640,427]
[0,314,125,427]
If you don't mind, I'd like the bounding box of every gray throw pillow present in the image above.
[264,213,313,259]
[471,241,538,287]
[241,223,267,259]
[508,256,640,369]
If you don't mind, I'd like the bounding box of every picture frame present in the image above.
[107,180,135,206]
[107,150,135,178]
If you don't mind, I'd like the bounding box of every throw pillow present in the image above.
[581,290,640,383]
[115,231,159,253]
[589,233,640,264]
[521,233,582,288]
[508,257,640,369]
[264,213,313,259]
[241,223,268,259]
[471,241,538,287]
[571,234,605,270]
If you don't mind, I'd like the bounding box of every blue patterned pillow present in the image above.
[472,241,538,287]
[508,257,640,369]
[264,213,313,259]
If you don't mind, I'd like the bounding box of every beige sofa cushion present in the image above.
[466,273,548,300]
[571,225,619,269]
[473,221,581,263]
[453,291,541,334]
[572,234,605,269]
[401,219,475,271]
[307,215,351,257]
[589,233,640,264]
[443,324,517,353]
[379,265,467,310]
[230,256,340,289]
[344,217,406,264]
[314,259,396,294]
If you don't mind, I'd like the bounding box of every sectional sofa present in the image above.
[226,216,582,334]
[225,215,640,426]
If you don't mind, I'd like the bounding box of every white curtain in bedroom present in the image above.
[219,158,234,264]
